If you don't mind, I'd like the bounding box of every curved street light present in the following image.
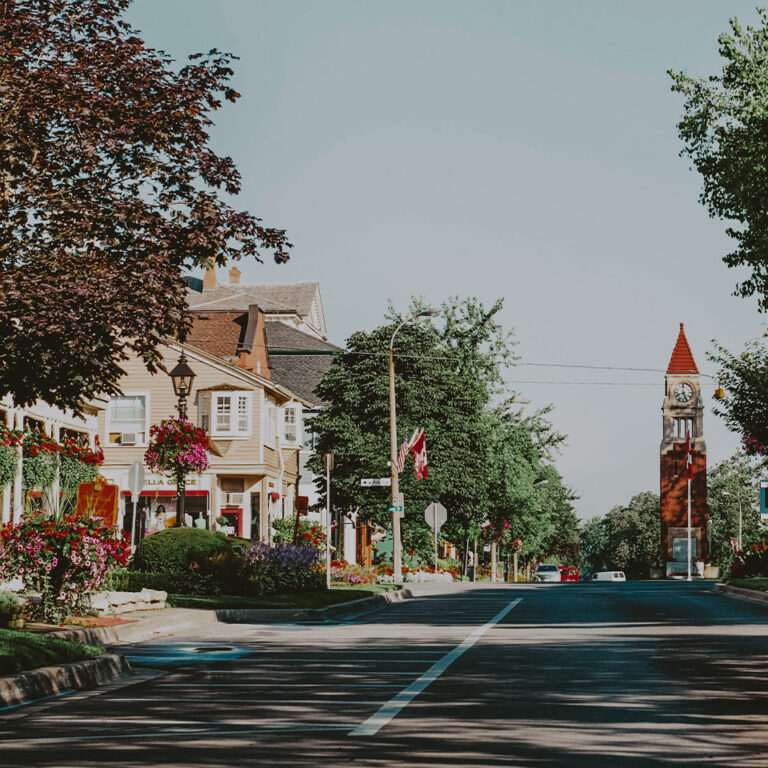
[389,308,440,583]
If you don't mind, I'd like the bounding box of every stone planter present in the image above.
[649,566,665,580]
[0,604,26,630]
[703,565,721,579]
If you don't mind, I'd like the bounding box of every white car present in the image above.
[593,571,626,582]
[533,564,561,583]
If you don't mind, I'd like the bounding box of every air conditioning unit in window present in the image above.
[120,433,137,445]
[225,492,243,507]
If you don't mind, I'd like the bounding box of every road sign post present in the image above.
[424,502,447,571]
[127,461,145,549]
[361,478,392,487]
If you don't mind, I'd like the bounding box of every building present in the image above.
[660,323,707,576]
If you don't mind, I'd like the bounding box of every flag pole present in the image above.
[686,429,692,582]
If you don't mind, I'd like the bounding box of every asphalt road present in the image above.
[3,581,768,767]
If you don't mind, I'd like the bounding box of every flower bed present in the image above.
[330,560,376,585]
[376,565,454,584]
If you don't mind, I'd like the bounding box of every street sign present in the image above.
[424,502,447,532]
[388,505,403,512]
[761,480,768,520]
[361,478,392,487]
[127,461,145,499]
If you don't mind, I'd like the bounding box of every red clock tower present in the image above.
[660,323,707,575]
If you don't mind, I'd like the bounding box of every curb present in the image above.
[0,653,131,710]
[217,587,414,623]
[714,583,768,605]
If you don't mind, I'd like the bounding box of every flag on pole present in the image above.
[395,433,410,474]
[409,428,428,480]
[685,429,693,480]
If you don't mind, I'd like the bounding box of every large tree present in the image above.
[0,0,290,412]
[670,9,768,310]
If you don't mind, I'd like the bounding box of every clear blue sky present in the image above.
[127,0,764,519]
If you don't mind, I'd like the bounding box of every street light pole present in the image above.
[169,352,196,529]
[389,309,439,583]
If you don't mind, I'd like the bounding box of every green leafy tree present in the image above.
[708,453,764,567]
[670,9,768,310]
[579,516,609,578]
[0,0,291,413]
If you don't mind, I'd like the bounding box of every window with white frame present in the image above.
[198,391,252,438]
[107,395,147,445]
[282,404,301,444]
[263,399,277,448]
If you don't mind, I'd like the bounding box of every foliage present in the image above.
[238,542,323,595]
[0,0,291,413]
[730,538,768,579]
[0,444,17,488]
[144,419,209,481]
[707,453,764,570]
[0,511,129,623]
[272,515,326,549]
[330,560,376,585]
[105,567,221,597]
[0,628,103,676]
[579,492,660,579]
[0,590,19,607]
[131,527,230,574]
[670,8,768,311]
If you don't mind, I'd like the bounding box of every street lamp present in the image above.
[169,352,196,528]
[389,308,440,583]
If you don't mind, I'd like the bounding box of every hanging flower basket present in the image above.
[144,419,209,479]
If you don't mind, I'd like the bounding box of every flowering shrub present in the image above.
[375,564,454,583]
[0,511,130,623]
[272,515,326,550]
[144,419,209,479]
[59,438,104,498]
[238,541,323,594]
[330,560,376,585]
[22,431,61,491]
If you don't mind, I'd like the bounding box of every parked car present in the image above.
[592,571,626,582]
[533,563,561,583]
[560,566,579,582]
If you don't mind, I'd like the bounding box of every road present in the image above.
[3,581,768,767]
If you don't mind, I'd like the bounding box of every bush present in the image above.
[104,568,221,596]
[238,542,323,595]
[132,527,231,574]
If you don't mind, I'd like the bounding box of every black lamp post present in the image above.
[169,352,196,527]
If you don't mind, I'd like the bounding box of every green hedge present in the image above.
[132,527,232,574]
[105,568,222,596]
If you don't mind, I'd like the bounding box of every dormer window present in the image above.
[198,390,252,438]
[282,404,301,444]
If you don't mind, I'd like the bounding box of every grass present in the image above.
[728,577,768,592]
[166,583,401,611]
[0,629,104,676]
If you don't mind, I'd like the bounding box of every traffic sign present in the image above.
[127,461,145,499]
[388,505,403,513]
[361,478,392,487]
[424,502,447,532]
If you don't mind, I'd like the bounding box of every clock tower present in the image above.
[660,323,707,575]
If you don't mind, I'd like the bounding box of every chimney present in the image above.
[202,264,218,293]
[229,265,241,286]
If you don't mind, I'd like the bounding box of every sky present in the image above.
[127,0,766,519]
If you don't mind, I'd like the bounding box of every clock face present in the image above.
[673,383,694,403]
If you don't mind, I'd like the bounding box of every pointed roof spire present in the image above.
[666,322,699,374]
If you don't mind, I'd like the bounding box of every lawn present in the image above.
[167,583,401,610]
[728,577,768,592]
[0,629,104,676]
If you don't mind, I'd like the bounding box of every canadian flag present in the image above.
[685,429,693,480]
[409,428,428,481]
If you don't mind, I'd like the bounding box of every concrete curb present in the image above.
[714,583,768,605]
[217,587,414,623]
[0,653,131,710]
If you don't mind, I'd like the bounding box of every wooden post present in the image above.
[491,541,497,583]
[513,551,518,583]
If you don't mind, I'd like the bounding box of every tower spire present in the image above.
[666,322,699,375]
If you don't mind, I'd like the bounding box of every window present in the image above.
[107,395,147,445]
[302,410,319,450]
[199,391,251,438]
[282,405,300,443]
[263,399,276,448]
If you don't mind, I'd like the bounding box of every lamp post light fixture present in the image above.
[169,351,196,527]
[389,308,440,583]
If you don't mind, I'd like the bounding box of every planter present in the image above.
[649,566,665,580]
[0,604,26,630]
[703,565,721,579]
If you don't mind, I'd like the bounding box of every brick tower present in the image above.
[660,323,707,575]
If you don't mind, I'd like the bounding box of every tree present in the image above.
[579,516,609,578]
[708,453,764,566]
[0,0,291,412]
[670,9,768,311]
[308,297,517,562]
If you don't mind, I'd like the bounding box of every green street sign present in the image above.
[388,505,403,513]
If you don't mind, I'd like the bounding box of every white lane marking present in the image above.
[348,597,522,737]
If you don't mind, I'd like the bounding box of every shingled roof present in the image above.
[265,322,343,406]
[667,323,699,375]
[187,282,319,316]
